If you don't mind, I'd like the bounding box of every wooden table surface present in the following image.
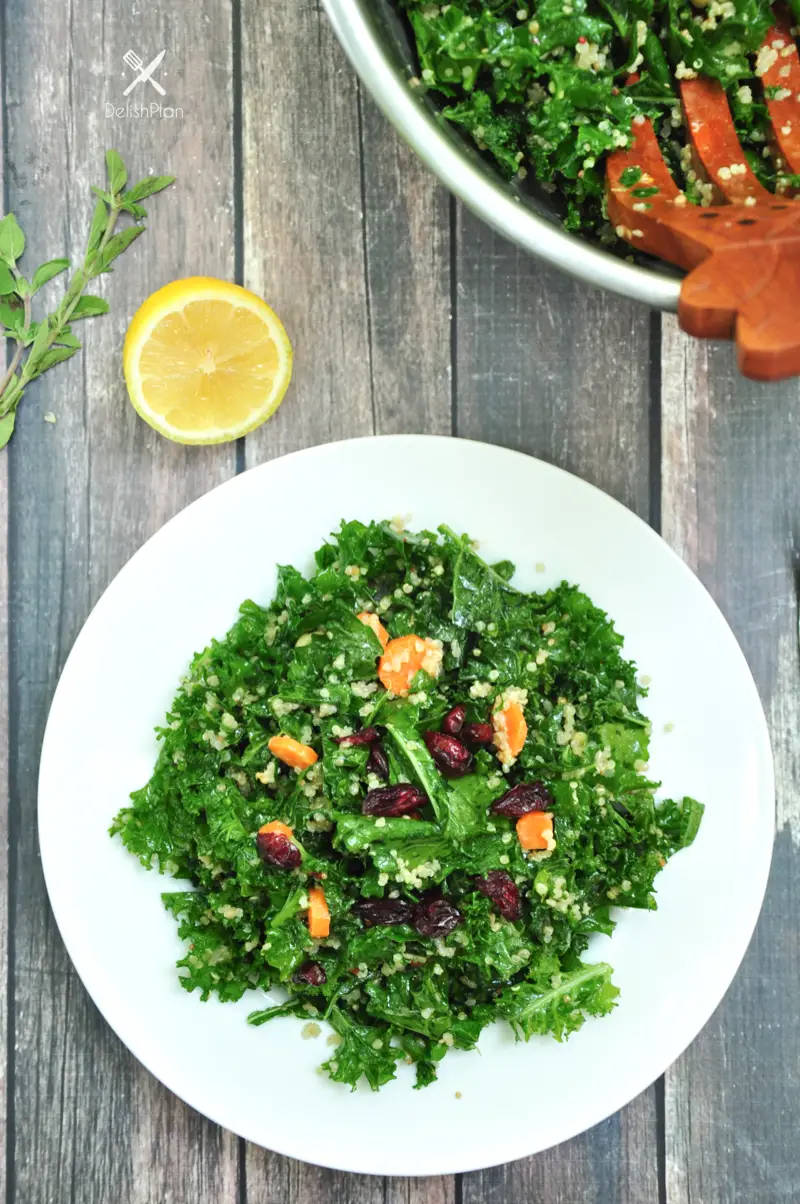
[2,2,798,1201]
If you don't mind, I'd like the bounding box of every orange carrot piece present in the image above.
[378,634,442,696]
[257,820,294,840]
[357,610,390,649]
[493,699,528,764]
[268,735,318,770]
[516,811,554,851]
[504,702,528,757]
[307,886,330,938]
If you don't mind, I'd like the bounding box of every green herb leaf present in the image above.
[620,166,643,188]
[97,225,144,273]
[86,199,109,256]
[27,317,51,363]
[0,295,25,334]
[31,258,71,293]
[0,263,16,296]
[0,410,16,448]
[69,294,110,320]
[53,330,81,350]
[0,214,25,266]
[125,174,176,202]
[105,149,128,196]
[120,200,148,220]
[27,345,80,378]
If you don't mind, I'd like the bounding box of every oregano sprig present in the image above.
[0,149,174,447]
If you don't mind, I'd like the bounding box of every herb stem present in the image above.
[0,151,174,446]
[16,201,122,394]
[0,341,24,402]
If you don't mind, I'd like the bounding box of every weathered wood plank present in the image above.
[661,320,800,1204]
[0,431,8,1204]
[455,207,660,1204]
[359,93,452,437]
[243,1154,456,1204]
[240,1,451,1194]
[5,2,240,1201]
[0,56,9,1198]
[454,212,653,516]
[241,1,372,464]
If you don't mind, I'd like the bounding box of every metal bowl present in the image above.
[323,0,682,309]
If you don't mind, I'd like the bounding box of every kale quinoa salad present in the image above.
[111,519,703,1091]
[397,0,800,240]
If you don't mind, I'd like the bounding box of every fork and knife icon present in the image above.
[122,49,166,96]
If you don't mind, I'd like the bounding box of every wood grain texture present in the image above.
[455,207,661,1204]
[0,50,8,1197]
[359,93,452,437]
[241,0,452,472]
[453,209,653,518]
[661,318,800,1204]
[0,417,8,1204]
[244,1154,456,1204]
[3,0,796,1195]
[5,2,240,1201]
[240,0,451,1191]
[241,0,373,466]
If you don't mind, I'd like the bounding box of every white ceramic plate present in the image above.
[39,435,774,1176]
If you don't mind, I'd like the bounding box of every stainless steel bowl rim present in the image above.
[323,0,682,311]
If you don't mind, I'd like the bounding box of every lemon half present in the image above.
[123,277,293,444]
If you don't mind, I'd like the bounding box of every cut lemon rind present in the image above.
[123,277,293,445]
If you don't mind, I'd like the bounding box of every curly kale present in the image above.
[111,520,703,1090]
[399,0,780,239]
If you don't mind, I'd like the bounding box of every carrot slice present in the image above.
[493,699,528,765]
[357,610,390,649]
[268,735,318,769]
[516,811,554,851]
[378,634,443,696]
[257,820,294,840]
[307,886,330,938]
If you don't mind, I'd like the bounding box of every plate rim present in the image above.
[37,434,776,1176]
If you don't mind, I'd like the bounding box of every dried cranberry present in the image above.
[475,870,521,921]
[256,830,302,870]
[423,731,473,777]
[412,896,462,938]
[462,722,494,748]
[335,727,380,747]
[292,960,327,986]
[366,742,389,780]
[491,781,554,818]
[353,899,413,927]
[362,784,427,817]
[442,704,467,736]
